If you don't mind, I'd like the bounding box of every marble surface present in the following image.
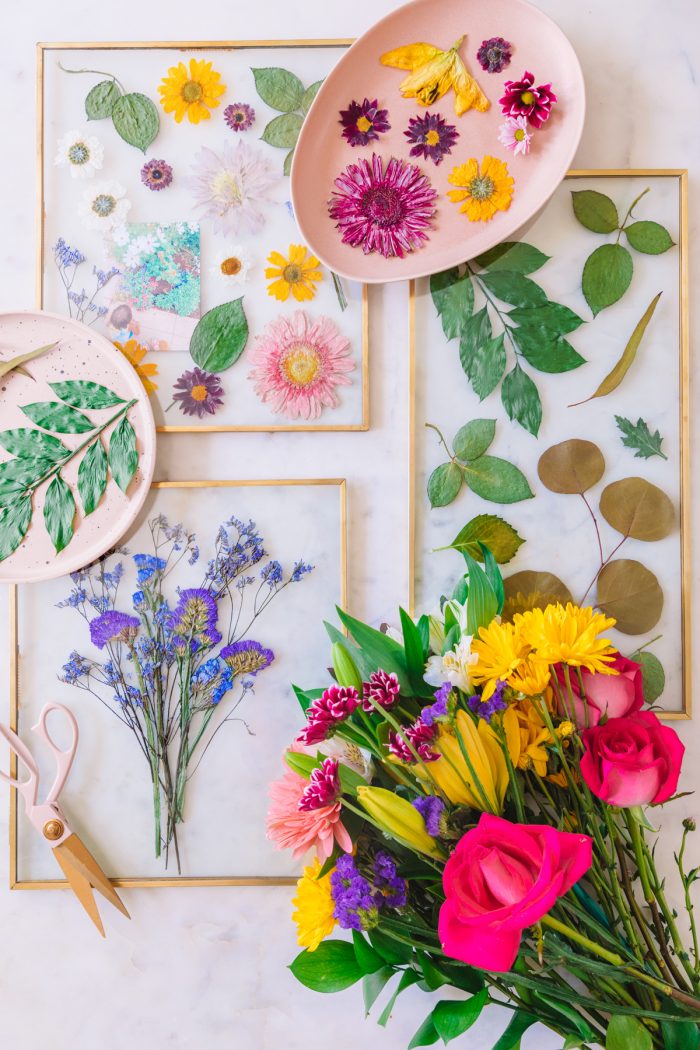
[0,1,698,1048]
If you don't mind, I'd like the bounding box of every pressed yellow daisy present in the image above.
[265,245,323,302]
[114,339,158,394]
[447,155,514,222]
[517,603,618,674]
[291,857,336,952]
[158,58,225,124]
[470,620,528,700]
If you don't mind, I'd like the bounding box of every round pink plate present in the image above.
[0,311,156,583]
[292,0,585,283]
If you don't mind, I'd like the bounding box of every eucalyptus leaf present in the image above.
[514,329,586,373]
[508,302,584,334]
[502,571,573,620]
[624,220,674,255]
[0,496,32,562]
[111,92,159,152]
[479,270,548,308]
[447,514,524,564]
[599,476,675,541]
[77,439,108,515]
[501,364,542,436]
[465,455,534,504]
[571,189,619,233]
[261,112,303,148]
[637,651,665,703]
[453,419,495,461]
[49,380,126,410]
[189,298,248,372]
[21,402,94,434]
[431,267,474,340]
[289,941,363,993]
[464,334,507,401]
[474,242,549,274]
[0,429,69,462]
[43,475,75,553]
[538,439,605,494]
[582,243,633,316]
[252,67,305,112]
[301,79,323,115]
[108,417,138,493]
[428,462,462,507]
[596,559,664,634]
[85,79,121,120]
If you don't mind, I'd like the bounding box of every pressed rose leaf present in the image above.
[474,241,549,274]
[501,364,542,436]
[636,651,665,703]
[252,67,305,112]
[85,79,121,120]
[514,329,586,373]
[431,267,474,340]
[427,462,462,508]
[615,416,666,460]
[49,380,126,410]
[43,474,75,554]
[301,80,323,115]
[465,334,507,401]
[111,92,159,152]
[189,298,249,372]
[0,496,32,562]
[464,455,534,504]
[596,559,663,634]
[599,477,675,541]
[261,112,304,149]
[479,270,548,309]
[502,570,573,621]
[77,439,108,516]
[447,514,524,564]
[453,419,495,462]
[21,402,94,434]
[571,190,619,233]
[508,303,584,334]
[458,306,492,384]
[624,221,674,255]
[0,429,69,462]
[582,243,633,316]
[538,439,605,494]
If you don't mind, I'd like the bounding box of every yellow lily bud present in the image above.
[357,786,443,859]
[427,710,511,813]
[331,643,363,695]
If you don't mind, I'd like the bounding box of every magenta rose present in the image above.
[556,653,644,726]
[438,814,592,972]
[580,710,684,808]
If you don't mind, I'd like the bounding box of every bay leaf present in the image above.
[85,79,121,120]
[21,401,94,434]
[624,221,674,255]
[502,571,573,621]
[427,462,462,508]
[465,333,506,401]
[501,364,542,436]
[189,298,248,372]
[50,379,125,410]
[599,476,675,541]
[474,242,549,274]
[596,559,663,634]
[0,429,68,462]
[77,439,108,515]
[0,496,32,562]
[261,112,303,148]
[431,267,474,340]
[447,514,524,564]
[582,243,633,316]
[0,457,53,500]
[108,417,138,493]
[514,329,586,373]
[465,455,534,504]
[43,475,75,553]
[479,271,547,308]
[252,67,305,112]
[538,439,605,494]
[111,92,159,152]
[453,419,495,462]
[508,302,584,334]
[571,189,619,233]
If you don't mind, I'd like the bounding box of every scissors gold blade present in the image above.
[53,833,130,937]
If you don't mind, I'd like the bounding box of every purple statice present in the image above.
[60,651,91,684]
[205,516,267,593]
[412,795,445,838]
[476,37,513,74]
[191,658,234,707]
[467,680,508,722]
[372,851,407,908]
[53,238,117,326]
[388,719,440,763]
[404,112,459,165]
[56,587,87,610]
[54,237,85,267]
[331,854,381,931]
[220,639,274,677]
[362,669,400,712]
[296,685,360,746]
[298,758,341,812]
[132,590,146,608]
[260,560,283,587]
[422,682,452,726]
[339,98,391,147]
[133,553,167,584]
[170,588,221,647]
[94,265,120,288]
[224,102,255,132]
[89,610,140,650]
[291,560,314,583]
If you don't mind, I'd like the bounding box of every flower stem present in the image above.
[58,62,126,94]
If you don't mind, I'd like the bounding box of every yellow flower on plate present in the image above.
[291,858,336,952]
[470,620,528,701]
[158,58,225,124]
[265,245,323,302]
[114,339,158,394]
[516,603,618,674]
[447,156,514,222]
[380,36,489,116]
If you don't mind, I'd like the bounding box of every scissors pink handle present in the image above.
[31,702,78,805]
[0,722,39,812]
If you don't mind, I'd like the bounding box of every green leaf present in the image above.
[77,439,107,515]
[465,334,507,401]
[433,989,489,1044]
[261,112,303,148]
[474,242,549,274]
[625,220,674,255]
[335,607,410,691]
[479,271,548,308]
[0,458,52,500]
[21,402,94,434]
[490,1009,538,1050]
[606,1014,652,1050]
[377,970,421,1027]
[85,79,121,120]
[189,298,249,372]
[369,929,413,967]
[582,243,634,316]
[501,364,542,436]
[0,341,59,380]
[43,475,75,554]
[49,380,125,410]
[400,606,432,697]
[301,79,323,115]
[427,462,462,508]
[283,147,295,176]
[660,1018,700,1050]
[408,1015,440,1049]
[352,930,386,975]
[111,92,159,152]
[0,496,32,561]
[462,552,499,634]
[615,415,666,460]
[465,455,534,504]
[430,268,474,340]
[514,329,586,373]
[362,967,394,1017]
[0,429,69,462]
[108,417,138,493]
[571,189,619,233]
[447,514,524,564]
[480,543,505,615]
[252,66,305,111]
[289,941,363,993]
[637,650,666,702]
[508,301,585,334]
[453,419,495,461]
[291,683,319,713]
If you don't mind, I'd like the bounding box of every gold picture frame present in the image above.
[8,477,348,889]
[408,169,691,720]
[36,40,369,433]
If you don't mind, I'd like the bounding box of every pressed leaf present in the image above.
[261,112,303,148]
[453,419,495,461]
[433,989,489,1044]
[570,292,661,406]
[252,67,305,111]
[458,304,491,364]
[474,241,549,274]
[637,651,665,703]
[49,380,126,410]
[465,333,507,401]
[514,329,586,373]
[283,148,295,176]
[85,79,121,119]
[596,559,664,634]
[0,496,32,562]
[538,439,605,494]
[606,1014,652,1050]
[599,476,675,540]
[0,457,53,499]
[0,429,68,462]
[502,570,573,620]
[491,1009,538,1050]
[21,402,94,434]
[189,298,249,372]
[301,79,323,115]
[111,92,159,152]
[0,341,59,379]
[428,462,462,507]
[501,364,542,436]
[465,455,534,504]
[77,439,108,516]
[479,270,548,308]
[430,267,474,340]
[625,220,674,255]
[289,941,363,993]
[508,302,585,334]
[615,415,666,460]
[447,513,524,564]
[571,189,619,233]
[108,417,138,493]
[582,243,633,316]
[43,475,75,554]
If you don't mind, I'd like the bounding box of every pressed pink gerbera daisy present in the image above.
[248,310,354,420]
[266,766,353,860]
[328,153,438,259]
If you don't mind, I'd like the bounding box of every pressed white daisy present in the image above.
[78,181,131,230]
[55,129,104,179]
[187,140,277,237]
[111,223,130,246]
[208,245,253,291]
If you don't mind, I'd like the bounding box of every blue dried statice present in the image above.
[291,560,314,583]
[261,560,283,587]
[53,238,118,326]
[60,651,90,684]
[133,554,167,584]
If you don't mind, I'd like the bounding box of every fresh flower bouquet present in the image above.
[269,549,700,1049]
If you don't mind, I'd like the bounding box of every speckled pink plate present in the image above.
[0,311,156,583]
[291,0,585,283]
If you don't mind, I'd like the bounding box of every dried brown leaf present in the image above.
[502,570,573,621]
[596,559,663,634]
[599,477,675,541]
[537,439,605,494]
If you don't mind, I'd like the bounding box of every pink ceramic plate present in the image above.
[0,312,156,583]
[292,0,585,283]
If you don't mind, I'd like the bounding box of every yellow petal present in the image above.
[266,278,290,301]
[452,57,490,116]
[267,251,288,268]
[288,244,307,264]
[380,42,443,71]
[291,283,314,302]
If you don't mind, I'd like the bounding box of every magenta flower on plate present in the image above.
[404,112,459,165]
[498,115,533,156]
[476,37,513,74]
[339,98,391,147]
[224,102,255,132]
[499,70,557,128]
[328,153,437,259]
[140,158,173,191]
[172,367,225,418]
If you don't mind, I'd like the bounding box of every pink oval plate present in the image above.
[0,311,156,584]
[292,0,585,283]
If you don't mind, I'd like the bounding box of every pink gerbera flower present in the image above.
[328,153,437,259]
[248,310,355,420]
[266,766,353,860]
[499,71,557,128]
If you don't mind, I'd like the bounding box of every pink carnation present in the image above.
[296,685,360,746]
[362,669,401,712]
[266,767,352,860]
[298,757,341,811]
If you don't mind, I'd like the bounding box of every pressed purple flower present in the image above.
[388,719,440,763]
[140,158,173,191]
[170,588,221,647]
[499,70,558,128]
[412,795,445,837]
[362,669,400,712]
[220,639,274,677]
[476,36,513,74]
[89,610,140,649]
[328,153,437,259]
[404,112,459,166]
[172,368,225,418]
[296,685,360,746]
[224,102,255,132]
[372,850,407,908]
[331,853,380,931]
[298,757,341,811]
[339,98,391,147]
[422,682,452,726]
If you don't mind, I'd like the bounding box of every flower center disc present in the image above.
[220,256,242,276]
[514,129,526,142]
[520,90,535,105]
[361,185,404,227]
[182,79,203,103]
[468,175,495,201]
[149,168,164,182]
[212,172,243,206]
[68,143,89,165]
[356,115,373,133]
[190,384,208,402]
[425,129,441,146]
[92,194,116,217]
[281,343,321,387]
[282,263,303,284]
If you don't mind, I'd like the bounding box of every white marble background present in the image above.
[0,2,698,1048]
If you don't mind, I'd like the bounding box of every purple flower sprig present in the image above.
[330,851,406,931]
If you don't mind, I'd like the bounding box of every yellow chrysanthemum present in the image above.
[158,58,226,124]
[516,603,618,674]
[470,621,528,700]
[447,155,514,222]
[291,858,336,952]
[507,654,551,697]
[503,701,553,777]
[380,37,489,116]
[265,245,323,302]
[114,339,158,394]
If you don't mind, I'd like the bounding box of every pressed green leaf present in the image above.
[474,241,549,274]
[465,455,534,504]
[352,929,386,975]
[660,1018,700,1050]
[615,415,666,460]
[465,333,507,401]
[606,1014,652,1050]
[289,941,363,993]
[377,970,421,1027]
[508,301,585,334]
[362,967,394,1017]
[21,402,94,434]
[453,419,495,461]
[43,474,75,554]
[408,1014,440,1049]
[261,111,303,148]
[448,514,524,564]
[433,989,489,1044]
[301,79,323,115]
[49,380,126,410]
[77,439,107,515]
[253,67,305,111]
[571,189,619,233]
[283,147,295,176]
[108,417,138,493]
[479,270,547,308]
[0,457,53,499]
[85,79,121,119]
[514,329,586,373]
[459,307,494,394]
[501,364,542,436]
[637,650,665,702]
[582,243,634,316]
[0,429,68,462]
[189,298,249,372]
[625,220,674,255]
[0,496,32,561]
[430,267,474,340]
[427,462,462,507]
[111,92,159,152]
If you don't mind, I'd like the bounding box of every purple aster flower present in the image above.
[476,36,513,74]
[170,588,221,647]
[331,854,380,931]
[362,669,400,712]
[140,158,173,191]
[388,719,440,763]
[404,112,459,166]
[220,639,274,677]
[298,757,341,811]
[412,795,445,838]
[372,850,407,908]
[296,685,360,746]
[172,368,225,418]
[224,102,255,132]
[89,610,140,649]
[339,98,391,147]
[422,682,453,726]
[328,154,438,259]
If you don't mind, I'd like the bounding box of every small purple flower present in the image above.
[172,368,225,418]
[468,680,508,721]
[296,685,360,746]
[476,36,513,74]
[388,719,440,763]
[404,112,459,165]
[412,795,445,837]
[220,639,274,677]
[362,669,400,712]
[339,98,391,147]
[422,682,453,726]
[133,553,167,584]
[141,158,173,191]
[170,588,221,647]
[372,850,407,908]
[291,560,314,583]
[89,610,140,649]
[260,560,283,587]
[224,102,255,132]
[331,854,380,931]
[298,757,341,811]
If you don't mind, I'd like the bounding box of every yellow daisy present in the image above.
[447,155,514,222]
[291,858,336,952]
[507,654,551,697]
[265,245,323,302]
[470,621,528,700]
[158,58,226,124]
[516,603,618,674]
[114,339,158,394]
[503,702,552,777]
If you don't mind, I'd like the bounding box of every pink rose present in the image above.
[438,814,592,972]
[556,653,644,726]
[580,711,684,808]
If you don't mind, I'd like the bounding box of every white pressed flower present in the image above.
[78,181,131,230]
[111,223,130,246]
[208,245,253,291]
[55,129,104,179]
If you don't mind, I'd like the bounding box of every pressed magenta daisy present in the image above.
[339,98,391,146]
